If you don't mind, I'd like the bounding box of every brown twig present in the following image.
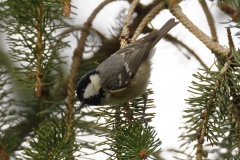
[218,2,240,21]
[0,142,8,160]
[227,28,235,51]
[164,34,209,70]
[196,29,234,159]
[196,59,231,159]
[119,0,140,48]
[131,1,165,42]
[65,0,115,141]
[199,0,218,42]
[124,103,133,125]
[128,0,163,35]
[62,0,71,18]
[226,28,240,151]
[35,1,44,98]
[170,4,229,57]
[58,25,84,40]
[117,0,140,126]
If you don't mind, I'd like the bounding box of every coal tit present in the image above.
[76,18,178,114]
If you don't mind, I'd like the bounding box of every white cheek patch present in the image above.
[83,74,102,99]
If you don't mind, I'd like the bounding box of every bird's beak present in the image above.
[79,100,86,109]
[75,100,86,113]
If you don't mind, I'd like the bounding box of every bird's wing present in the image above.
[96,18,178,91]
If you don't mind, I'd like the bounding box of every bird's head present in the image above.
[76,70,104,109]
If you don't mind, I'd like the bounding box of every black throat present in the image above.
[76,70,105,106]
[84,87,105,105]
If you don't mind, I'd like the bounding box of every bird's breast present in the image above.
[101,59,151,105]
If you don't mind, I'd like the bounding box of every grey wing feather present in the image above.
[96,18,178,91]
[96,53,129,90]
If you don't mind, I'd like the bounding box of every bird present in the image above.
[76,18,178,120]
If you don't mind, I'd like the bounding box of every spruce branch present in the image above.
[62,0,71,18]
[0,62,31,157]
[58,25,85,40]
[0,0,69,98]
[119,0,140,48]
[196,59,231,159]
[0,0,76,158]
[224,28,240,156]
[24,120,77,159]
[118,0,164,126]
[0,142,8,160]
[125,0,164,35]
[95,88,156,159]
[170,4,229,57]
[114,0,141,128]
[227,28,235,50]
[97,121,161,160]
[131,1,165,42]
[217,49,240,158]
[183,46,237,159]
[0,64,13,159]
[35,0,44,97]
[113,122,161,160]
[181,27,240,158]
[65,0,115,152]
[218,1,240,22]
[199,0,219,42]
[124,102,134,125]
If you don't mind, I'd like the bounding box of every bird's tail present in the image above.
[146,18,179,47]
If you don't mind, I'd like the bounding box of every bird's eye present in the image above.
[82,89,85,93]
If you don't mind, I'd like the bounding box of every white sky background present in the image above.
[66,0,239,159]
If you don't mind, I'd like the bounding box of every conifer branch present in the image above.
[218,2,240,21]
[0,142,8,160]
[170,4,229,57]
[200,0,218,42]
[35,0,44,97]
[227,28,235,50]
[65,0,115,141]
[62,0,71,18]
[117,0,140,127]
[124,103,134,125]
[131,1,165,42]
[196,59,231,159]
[120,0,139,48]
[225,28,240,152]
